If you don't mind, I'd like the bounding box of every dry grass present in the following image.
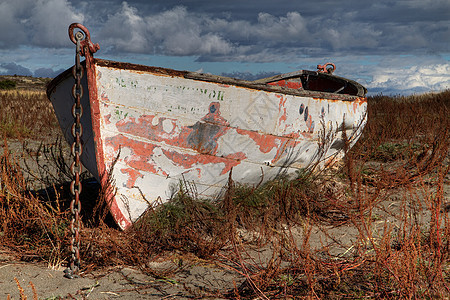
[0,90,58,139]
[0,88,449,298]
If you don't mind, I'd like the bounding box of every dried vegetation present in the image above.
[0,87,449,298]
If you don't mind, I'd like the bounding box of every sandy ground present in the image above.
[0,254,238,299]
[0,139,449,299]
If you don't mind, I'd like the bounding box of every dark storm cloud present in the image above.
[85,0,449,62]
[0,0,448,60]
[94,3,380,61]
[0,1,28,48]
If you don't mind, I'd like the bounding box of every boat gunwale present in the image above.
[47,58,367,101]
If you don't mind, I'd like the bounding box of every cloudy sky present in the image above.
[0,0,449,95]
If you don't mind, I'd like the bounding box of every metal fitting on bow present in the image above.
[317,62,336,74]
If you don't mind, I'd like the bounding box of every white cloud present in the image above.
[319,21,382,50]
[100,4,235,56]
[368,63,450,93]
[100,2,148,52]
[30,0,85,47]
[0,0,84,49]
[254,12,307,41]
[98,4,313,57]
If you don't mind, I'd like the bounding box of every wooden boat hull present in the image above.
[48,58,367,229]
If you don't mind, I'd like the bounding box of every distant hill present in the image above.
[0,75,50,91]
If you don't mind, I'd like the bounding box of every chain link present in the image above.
[64,30,84,279]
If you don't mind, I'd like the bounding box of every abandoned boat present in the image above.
[47,24,367,229]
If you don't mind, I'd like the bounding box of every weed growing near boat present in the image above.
[0,142,68,266]
[0,89,448,298]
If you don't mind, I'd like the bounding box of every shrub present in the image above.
[0,79,16,90]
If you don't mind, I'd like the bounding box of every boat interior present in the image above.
[253,70,367,97]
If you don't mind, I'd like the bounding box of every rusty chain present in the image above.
[64,30,84,279]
